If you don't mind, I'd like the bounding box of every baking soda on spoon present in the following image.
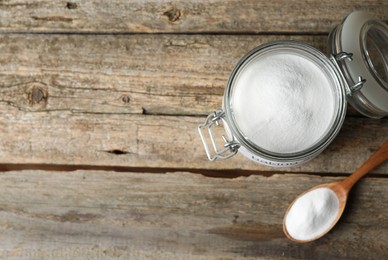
[284,188,340,241]
[283,141,388,242]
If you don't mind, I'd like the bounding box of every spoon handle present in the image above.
[340,140,388,192]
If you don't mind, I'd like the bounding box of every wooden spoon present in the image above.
[283,140,388,243]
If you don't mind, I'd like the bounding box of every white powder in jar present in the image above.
[284,187,340,241]
[232,52,335,153]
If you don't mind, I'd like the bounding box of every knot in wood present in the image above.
[66,2,78,9]
[31,88,44,103]
[121,95,131,104]
[26,84,48,108]
[163,8,181,22]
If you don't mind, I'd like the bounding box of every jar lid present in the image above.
[329,11,388,118]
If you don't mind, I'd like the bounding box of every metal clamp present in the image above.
[332,52,366,95]
[349,76,366,93]
[198,110,240,161]
[335,52,353,61]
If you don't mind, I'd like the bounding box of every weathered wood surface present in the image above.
[1,0,387,259]
[0,0,386,33]
[0,34,387,174]
[0,104,387,174]
[0,33,367,116]
[0,34,327,116]
[0,170,387,259]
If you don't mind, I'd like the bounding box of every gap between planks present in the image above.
[1,163,388,180]
[0,31,331,36]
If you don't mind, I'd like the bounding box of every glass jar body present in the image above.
[198,11,387,166]
[199,41,348,166]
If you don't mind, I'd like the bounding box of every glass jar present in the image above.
[198,11,388,167]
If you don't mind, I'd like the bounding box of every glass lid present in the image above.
[329,11,388,118]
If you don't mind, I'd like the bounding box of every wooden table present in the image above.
[0,1,387,259]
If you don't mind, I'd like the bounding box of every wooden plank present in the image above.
[0,170,387,259]
[0,33,363,116]
[0,104,387,174]
[0,34,329,116]
[0,0,386,33]
[0,34,387,173]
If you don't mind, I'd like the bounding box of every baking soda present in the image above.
[284,187,340,241]
[232,52,335,153]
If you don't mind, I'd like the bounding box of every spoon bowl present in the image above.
[283,141,388,243]
[283,181,347,243]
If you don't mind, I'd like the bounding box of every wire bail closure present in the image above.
[198,110,240,161]
[333,52,366,95]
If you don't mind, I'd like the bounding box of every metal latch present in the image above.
[198,110,240,161]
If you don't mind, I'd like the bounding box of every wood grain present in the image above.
[0,34,387,173]
[0,0,386,33]
[0,102,387,173]
[0,34,328,116]
[339,140,388,191]
[0,170,387,259]
[0,34,372,116]
[1,1,387,259]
